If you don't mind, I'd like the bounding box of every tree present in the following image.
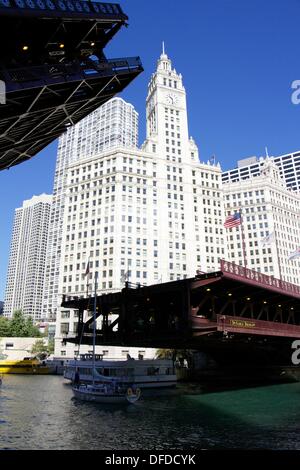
[9,310,26,337]
[31,339,49,359]
[0,316,11,337]
[47,338,54,355]
[9,310,41,337]
[31,338,54,359]
[156,349,194,368]
[24,316,41,337]
[156,349,176,360]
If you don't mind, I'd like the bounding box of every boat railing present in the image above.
[78,353,104,361]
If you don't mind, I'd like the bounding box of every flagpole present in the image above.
[239,208,247,269]
[92,271,98,386]
[86,275,89,298]
[273,229,282,280]
[85,258,90,298]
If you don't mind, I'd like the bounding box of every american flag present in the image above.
[84,259,90,277]
[260,232,274,246]
[287,248,300,261]
[223,212,241,229]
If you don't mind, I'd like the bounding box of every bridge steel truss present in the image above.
[0,0,143,170]
[61,263,300,362]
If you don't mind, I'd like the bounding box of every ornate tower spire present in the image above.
[143,45,195,164]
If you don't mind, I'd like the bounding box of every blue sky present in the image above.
[0,0,299,299]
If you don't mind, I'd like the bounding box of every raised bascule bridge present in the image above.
[62,260,300,367]
[0,0,143,170]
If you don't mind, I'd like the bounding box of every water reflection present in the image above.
[1,376,300,449]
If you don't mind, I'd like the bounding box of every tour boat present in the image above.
[65,356,177,389]
[0,358,51,375]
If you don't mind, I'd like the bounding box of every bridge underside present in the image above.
[61,263,300,362]
[0,1,143,170]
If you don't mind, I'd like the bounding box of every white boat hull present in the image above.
[72,384,140,404]
[72,387,129,404]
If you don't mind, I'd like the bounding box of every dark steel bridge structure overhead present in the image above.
[0,0,143,170]
[61,261,300,365]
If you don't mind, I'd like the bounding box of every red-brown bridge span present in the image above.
[62,261,300,365]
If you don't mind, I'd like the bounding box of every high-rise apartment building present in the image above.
[4,194,52,320]
[43,98,138,320]
[222,150,300,191]
[223,159,300,285]
[55,49,226,357]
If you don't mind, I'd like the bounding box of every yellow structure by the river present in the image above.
[0,358,51,374]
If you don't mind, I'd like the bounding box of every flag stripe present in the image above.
[224,212,241,228]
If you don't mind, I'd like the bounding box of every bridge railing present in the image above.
[221,259,300,298]
[1,57,143,88]
[0,0,127,20]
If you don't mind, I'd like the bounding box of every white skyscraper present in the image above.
[223,159,300,284]
[54,48,226,357]
[4,194,52,320]
[43,97,139,320]
[222,150,300,192]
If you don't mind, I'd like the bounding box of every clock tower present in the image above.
[143,44,197,163]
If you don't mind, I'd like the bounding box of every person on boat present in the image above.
[73,368,80,386]
[147,314,155,334]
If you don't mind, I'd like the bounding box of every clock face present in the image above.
[166,93,179,105]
